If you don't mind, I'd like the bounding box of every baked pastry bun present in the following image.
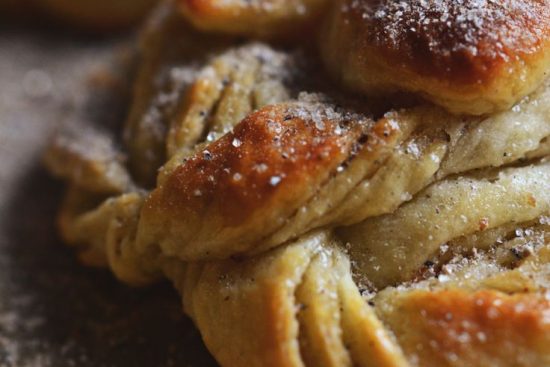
[322,0,550,115]
[178,0,329,38]
[44,2,550,367]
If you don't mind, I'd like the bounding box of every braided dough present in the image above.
[45,1,550,366]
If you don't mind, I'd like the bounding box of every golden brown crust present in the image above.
[178,0,329,38]
[149,104,369,225]
[380,289,550,366]
[348,0,550,85]
[322,0,550,114]
[138,101,399,259]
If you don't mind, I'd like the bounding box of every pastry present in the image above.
[177,0,330,38]
[46,1,550,366]
[322,0,550,115]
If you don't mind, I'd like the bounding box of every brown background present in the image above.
[0,19,217,367]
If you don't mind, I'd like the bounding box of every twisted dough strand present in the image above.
[137,79,550,262]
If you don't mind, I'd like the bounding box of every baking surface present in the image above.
[0,20,217,367]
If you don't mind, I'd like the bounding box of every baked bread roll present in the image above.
[45,2,550,367]
[178,0,329,38]
[321,0,550,115]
